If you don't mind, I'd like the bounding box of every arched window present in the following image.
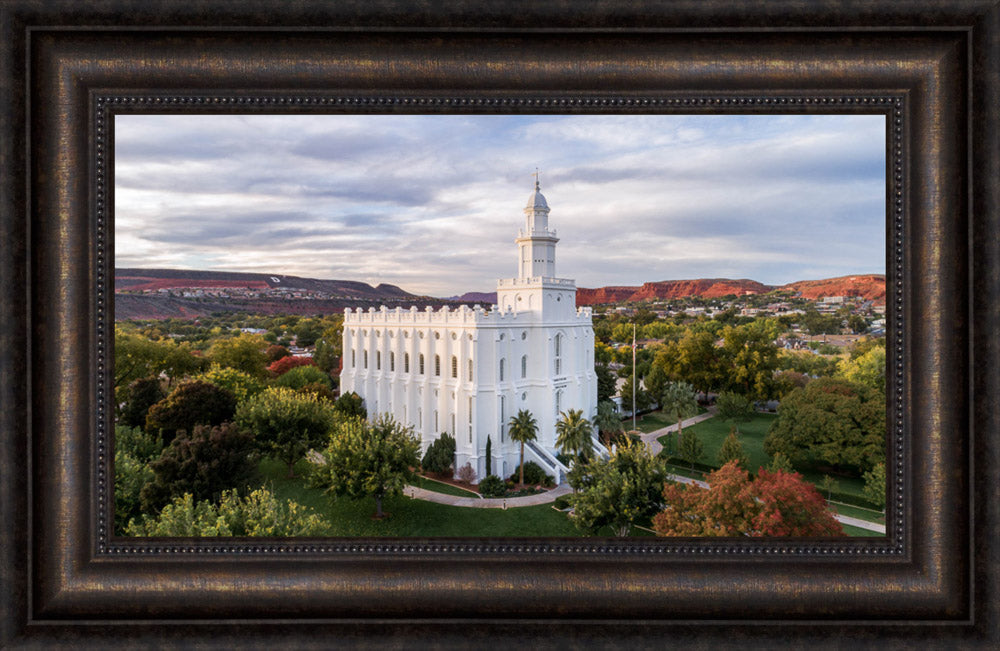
[554,333,563,374]
[364,350,368,369]
[351,350,356,368]
[390,351,395,372]
[499,358,505,381]
[450,413,456,436]
[468,358,473,381]
[555,389,563,416]
[404,352,410,373]
[376,350,381,370]
[451,356,458,378]
[521,354,527,378]
[435,355,441,376]
[434,410,439,431]
[419,353,425,374]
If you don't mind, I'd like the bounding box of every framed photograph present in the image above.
[2,1,997,647]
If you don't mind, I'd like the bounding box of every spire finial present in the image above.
[533,168,540,190]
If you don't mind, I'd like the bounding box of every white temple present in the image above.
[340,179,599,482]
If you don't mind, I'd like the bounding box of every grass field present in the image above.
[414,475,481,498]
[658,412,776,471]
[629,407,707,434]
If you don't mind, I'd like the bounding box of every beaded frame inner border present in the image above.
[93,93,905,557]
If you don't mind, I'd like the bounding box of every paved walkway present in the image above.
[404,483,573,509]
[636,408,717,456]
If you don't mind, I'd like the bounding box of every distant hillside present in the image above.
[576,274,885,306]
[115,268,886,321]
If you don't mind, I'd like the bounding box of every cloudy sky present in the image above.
[115,113,886,296]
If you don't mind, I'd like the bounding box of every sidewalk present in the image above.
[403,483,573,509]
[636,408,717,456]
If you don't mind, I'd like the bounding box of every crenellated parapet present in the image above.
[344,302,592,326]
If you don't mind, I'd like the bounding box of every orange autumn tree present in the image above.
[653,460,845,537]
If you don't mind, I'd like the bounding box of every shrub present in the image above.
[333,391,366,420]
[421,432,456,475]
[508,461,553,487]
[553,496,571,510]
[145,380,236,445]
[457,462,476,484]
[478,474,507,498]
[268,355,317,377]
[139,421,257,514]
[296,381,337,403]
[113,425,164,534]
[273,364,331,391]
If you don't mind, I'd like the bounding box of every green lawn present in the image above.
[629,406,706,434]
[658,412,776,472]
[414,475,481,498]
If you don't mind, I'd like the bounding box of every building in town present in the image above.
[340,179,598,482]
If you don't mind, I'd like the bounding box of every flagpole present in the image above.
[632,322,636,432]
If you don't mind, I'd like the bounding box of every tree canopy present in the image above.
[568,439,667,537]
[309,414,421,519]
[764,377,885,474]
[653,461,844,537]
[207,332,270,379]
[235,386,337,477]
[144,380,237,445]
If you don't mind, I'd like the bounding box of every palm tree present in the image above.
[658,381,698,456]
[555,408,594,463]
[508,409,538,487]
[593,400,623,447]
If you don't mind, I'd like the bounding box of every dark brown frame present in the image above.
[2,1,997,646]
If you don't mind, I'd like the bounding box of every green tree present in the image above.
[194,364,266,403]
[265,344,291,363]
[312,321,344,373]
[309,414,421,519]
[719,319,781,401]
[113,425,164,534]
[422,432,456,475]
[207,333,269,379]
[508,409,539,487]
[817,474,839,500]
[593,400,624,447]
[555,408,595,463]
[274,364,332,391]
[333,391,366,420]
[126,488,330,537]
[717,427,750,469]
[643,364,669,404]
[569,439,667,537]
[715,391,755,431]
[235,387,337,478]
[619,376,651,415]
[763,377,885,474]
[114,326,206,393]
[677,427,704,470]
[862,462,887,512]
[145,380,237,445]
[652,330,723,397]
[658,381,698,455]
[485,435,492,476]
[595,363,618,404]
[847,314,869,334]
[139,421,257,514]
[837,345,886,394]
[118,376,165,428]
[766,451,794,473]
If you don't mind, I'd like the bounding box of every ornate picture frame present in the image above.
[2,1,996,646]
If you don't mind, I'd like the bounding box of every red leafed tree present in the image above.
[268,355,316,377]
[653,461,844,537]
[750,468,844,536]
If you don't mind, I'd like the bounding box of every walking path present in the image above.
[403,483,573,509]
[636,407,717,456]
